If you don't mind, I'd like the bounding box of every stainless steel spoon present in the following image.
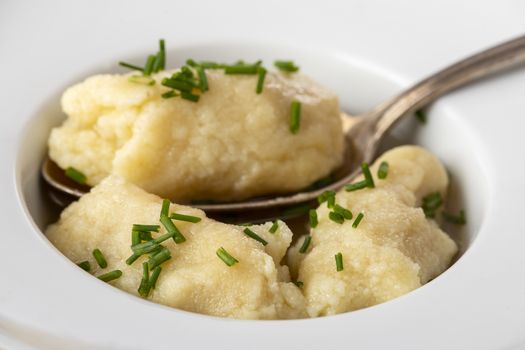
[43,34,525,213]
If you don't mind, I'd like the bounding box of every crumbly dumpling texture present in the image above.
[288,145,458,317]
[46,175,306,320]
[48,69,344,202]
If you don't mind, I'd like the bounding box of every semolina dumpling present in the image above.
[48,69,344,202]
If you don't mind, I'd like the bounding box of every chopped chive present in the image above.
[352,213,364,228]
[98,270,122,282]
[160,199,170,218]
[269,221,279,234]
[186,60,226,69]
[128,75,155,85]
[139,231,153,241]
[92,248,107,269]
[148,266,162,290]
[77,261,91,272]
[327,195,336,209]
[256,66,267,94]
[309,209,318,228]
[133,224,160,232]
[334,204,353,220]
[152,231,175,245]
[143,54,156,76]
[415,109,427,124]
[195,65,208,91]
[126,252,140,265]
[65,167,87,185]
[344,180,368,192]
[335,252,344,272]
[378,161,389,179]
[131,230,141,246]
[132,241,160,256]
[318,190,336,205]
[422,192,443,218]
[161,78,193,91]
[160,215,186,244]
[224,62,261,74]
[180,66,194,77]
[161,90,179,99]
[216,247,239,266]
[274,60,299,72]
[299,235,312,254]
[148,247,171,270]
[282,203,312,217]
[293,281,304,288]
[181,91,200,102]
[442,209,466,225]
[243,228,268,246]
[361,162,375,188]
[329,211,345,224]
[169,213,202,223]
[152,39,165,73]
[138,261,150,297]
[289,100,301,134]
[119,61,144,72]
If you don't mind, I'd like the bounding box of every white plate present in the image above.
[2,1,525,349]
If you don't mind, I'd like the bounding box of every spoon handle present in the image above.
[371,34,525,143]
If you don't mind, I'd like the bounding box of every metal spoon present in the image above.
[43,34,525,213]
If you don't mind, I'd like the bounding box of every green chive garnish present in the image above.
[422,192,443,218]
[181,91,200,102]
[378,161,389,179]
[139,231,153,241]
[289,100,301,134]
[160,199,170,218]
[361,162,375,188]
[132,241,161,256]
[148,247,171,270]
[216,247,239,266]
[119,61,144,72]
[269,221,279,234]
[352,213,364,228]
[131,230,141,246]
[224,62,261,74]
[143,54,156,76]
[309,209,318,228]
[77,261,91,272]
[161,90,179,99]
[169,213,202,223]
[293,281,304,288]
[344,180,368,192]
[161,78,193,92]
[152,39,165,73]
[148,266,162,290]
[92,248,107,269]
[443,209,466,225]
[186,60,226,69]
[274,60,299,72]
[128,75,155,85]
[318,190,336,205]
[126,252,140,265]
[335,253,344,272]
[334,204,353,220]
[256,66,267,94]
[195,65,208,91]
[415,109,427,124]
[98,270,122,282]
[133,224,160,232]
[299,235,312,254]
[65,167,87,185]
[243,228,268,246]
[160,215,186,244]
[138,261,150,297]
[329,211,345,224]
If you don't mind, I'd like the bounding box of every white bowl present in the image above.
[2,1,525,349]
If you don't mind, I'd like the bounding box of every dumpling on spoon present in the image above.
[48,68,344,202]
